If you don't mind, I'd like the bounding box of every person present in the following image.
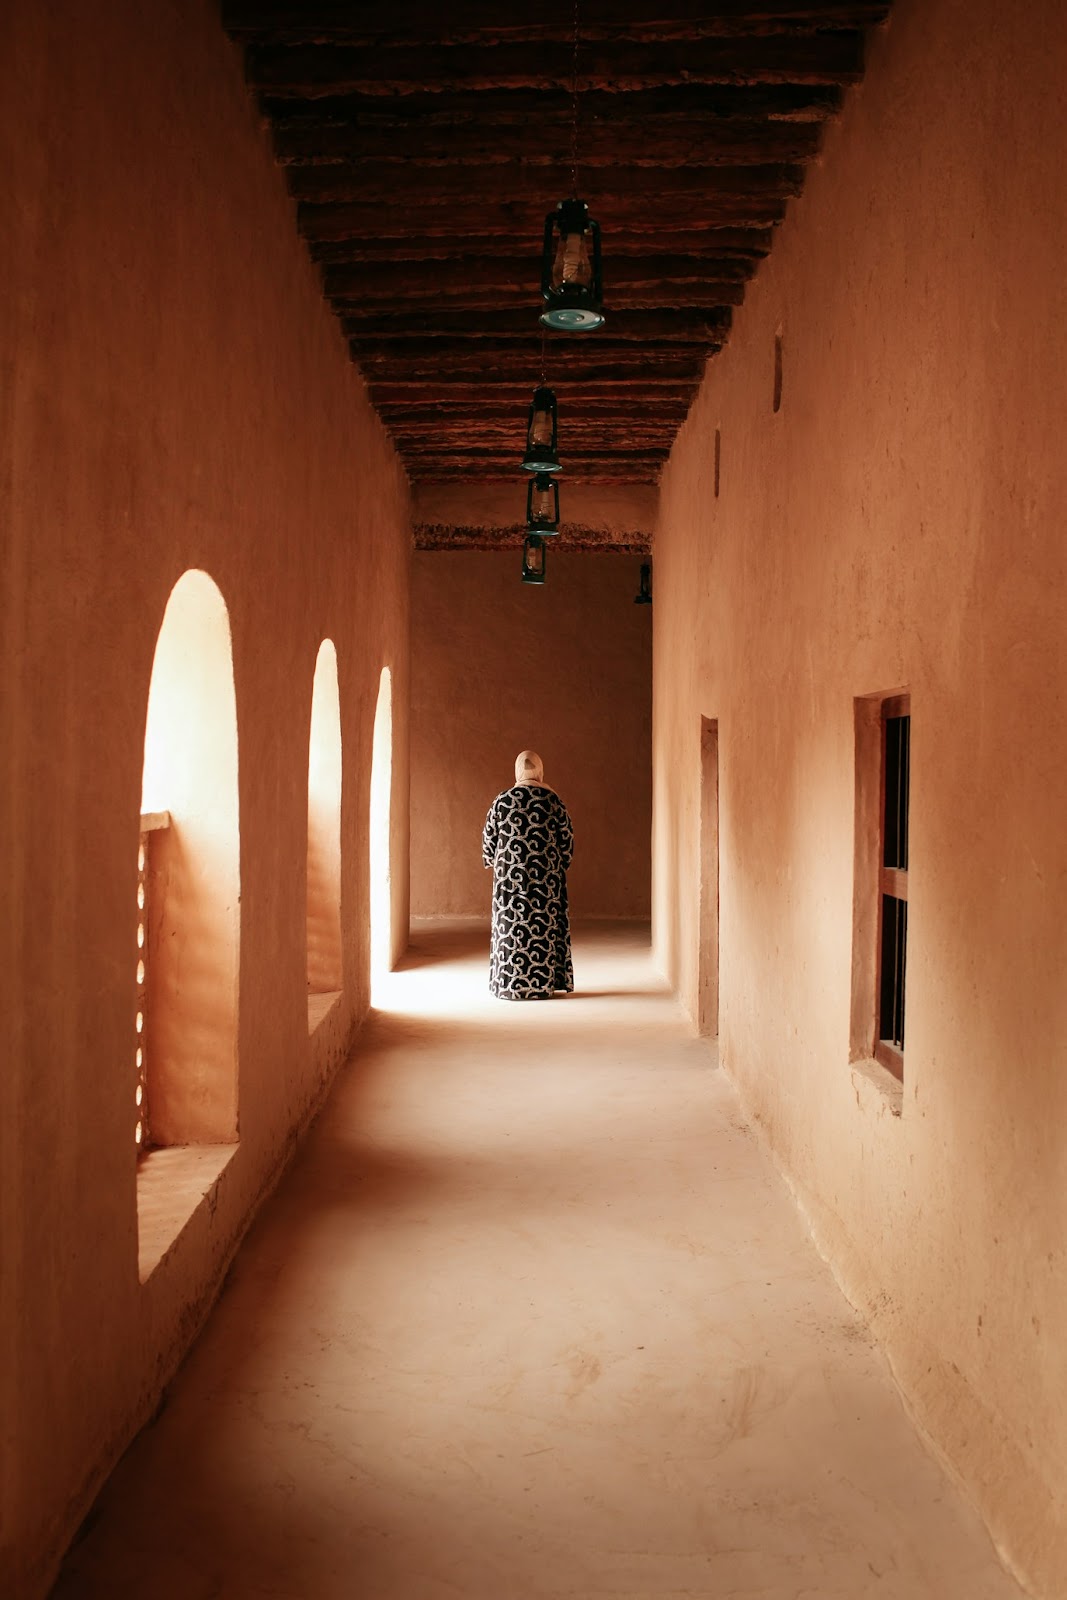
[481,750,574,1000]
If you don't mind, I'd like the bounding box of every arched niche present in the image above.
[140,568,240,1148]
[369,665,393,979]
[307,639,344,1013]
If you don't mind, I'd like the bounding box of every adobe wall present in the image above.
[652,0,1067,1592]
[0,4,411,1594]
[411,552,652,920]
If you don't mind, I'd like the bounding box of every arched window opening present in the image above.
[138,569,240,1278]
[307,639,343,1030]
[369,666,393,987]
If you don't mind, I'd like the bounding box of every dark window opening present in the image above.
[883,710,910,872]
[876,699,910,1079]
[879,894,907,1052]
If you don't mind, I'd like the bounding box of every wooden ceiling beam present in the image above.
[339,308,733,341]
[394,444,676,462]
[287,160,805,205]
[267,84,844,127]
[395,435,678,450]
[245,36,866,96]
[369,382,710,400]
[388,416,682,433]
[355,354,720,384]
[388,435,681,454]
[406,460,668,470]
[385,428,694,441]
[227,3,888,46]
[414,527,652,553]
[368,381,701,403]
[341,290,740,316]
[325,256,752,298]
[377,400,694,421]
[353,341,709,370]
[406,468,661,483]
[399,443,671,458]
[274,119,822,168]
[385,389,692,404]
[362,373,705,391]
[308,228,772,264]
[298,195,787,240]
[392,441,680,457]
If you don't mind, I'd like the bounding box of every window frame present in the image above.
[850,690,911,1086]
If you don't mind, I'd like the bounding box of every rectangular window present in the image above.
[876,699,909,1075]
[850,692,910,1085]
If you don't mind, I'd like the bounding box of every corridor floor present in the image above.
[56,923,1022,1599]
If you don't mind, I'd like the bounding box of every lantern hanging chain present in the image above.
[570,0,580,199]
[540,326,547,387]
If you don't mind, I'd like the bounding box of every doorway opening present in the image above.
[698,716,719,1038]
[369,665,393,988]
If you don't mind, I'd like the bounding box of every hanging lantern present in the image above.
[521,534,547,585]
[526,473,560,537]
[522,385,561,473]
[540,198,604,331]
[634,562,652,605]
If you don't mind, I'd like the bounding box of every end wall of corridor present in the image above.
[652,1,1067,1592]
[0,3,411,1593]
[410,551,652,921]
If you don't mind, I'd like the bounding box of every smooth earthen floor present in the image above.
[56,923,1022,1599]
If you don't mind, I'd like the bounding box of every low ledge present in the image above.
[137,1142,238,1283]
[414,522,652,554]
[308,989,343,1035]
[851,1057,904,1119]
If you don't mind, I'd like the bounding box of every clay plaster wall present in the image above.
[652,0,1067,1591]
[0,3,411,1594]
[411,552,652,920]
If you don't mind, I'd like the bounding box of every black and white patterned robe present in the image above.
[482,784,574,999]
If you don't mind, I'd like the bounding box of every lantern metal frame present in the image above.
[521,533,548,585]
[540,198,605,331]
[526,473,560,537]
[634,562,653,605]
[522,385,561,473]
